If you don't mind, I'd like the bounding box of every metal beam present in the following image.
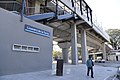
[26,12,55,21]
[20,0,25,22]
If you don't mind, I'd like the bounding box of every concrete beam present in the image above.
[58,42,71,49]
[53,28,71,40]
[62,48,69,63]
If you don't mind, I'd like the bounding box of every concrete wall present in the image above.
[0,8,53,76]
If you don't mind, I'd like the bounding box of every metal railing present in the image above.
[56,0,93,24]
[79,0,92,23]
[25,7,35,15]
[52,0,72,15]
[0,0,99,29]
[0,1,21,12]
[0,0,92,22]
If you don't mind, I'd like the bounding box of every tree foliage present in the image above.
[52,51,62,60]
[106,29,120,50]
[16,0,22,3]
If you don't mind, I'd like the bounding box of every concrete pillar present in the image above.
[71,23,78,65]
[35,0,40,14]
[62,48,68,63]
[102,43,106,61]
[58,42,70,63]
[81,28,88,64]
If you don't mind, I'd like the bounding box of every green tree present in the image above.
[106,29,120,50]
[52,51,62,60]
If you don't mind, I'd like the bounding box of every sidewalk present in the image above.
[95,61,120,68]
[0,63,117,80]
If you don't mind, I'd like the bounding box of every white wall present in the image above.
[0,8,53,76]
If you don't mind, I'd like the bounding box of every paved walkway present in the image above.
[0,63,117,80]
[95,61,120,68]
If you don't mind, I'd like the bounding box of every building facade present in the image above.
[0,8,53,76]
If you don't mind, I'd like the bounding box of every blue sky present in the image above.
[85,0,120,30]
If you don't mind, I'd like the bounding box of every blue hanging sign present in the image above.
[24,24,50,38]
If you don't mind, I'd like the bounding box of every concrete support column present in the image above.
[62,48,68,63]
[81,28,88,64]
[102,43,106,61]
[58,42,70,63]
[35,1,40,14]
[71,24,78,65]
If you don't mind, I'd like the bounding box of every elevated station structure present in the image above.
[0,0,109,65]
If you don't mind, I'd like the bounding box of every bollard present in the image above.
[117,66,120,79]
[56,59,63,76]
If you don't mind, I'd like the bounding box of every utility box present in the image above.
[56,59,63,76]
